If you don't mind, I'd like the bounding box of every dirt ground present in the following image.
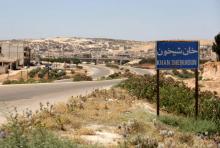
[184,61,220,96]
[0,70,27,82]
[184,78,220,97]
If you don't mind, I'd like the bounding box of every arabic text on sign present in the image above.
[157,47,198,56]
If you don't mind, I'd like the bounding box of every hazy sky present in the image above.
[0,0,219,41]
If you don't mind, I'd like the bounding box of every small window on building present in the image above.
[0,47,2,54]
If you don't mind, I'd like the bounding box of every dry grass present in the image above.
[76,128,96,136]
[3,88,217,147]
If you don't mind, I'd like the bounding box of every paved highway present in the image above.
[129,67,155,75]
[122,66,155,76]
[0,64,152,123]
[54,64,113,83]
[0,79,122,102]
[83,64,113,79]
[0,79,123,123]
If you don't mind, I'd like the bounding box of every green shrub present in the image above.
[38,79,52,83]
[38,68,48,79]
[29,68,66,80]
[2,79,51,85]
[49,69,66,80]
[0,127,79,148]
[172,69,195,79]
[2,79,26,85]
[26,78,37,83]
[105,63,119,69]
[119,75,220,128]
[106,71,134,80]
[139,58,155,64]
[107,72,121,79]
[2,80,12,85]
[28,67,41,78]
[42,57,81,65]
[18,78,25,84]
[73,74,92,81]
[160,115,218,133]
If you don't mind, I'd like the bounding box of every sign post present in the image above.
[156,69,160,116]
[156,41,199,118]
[195,69,199,119]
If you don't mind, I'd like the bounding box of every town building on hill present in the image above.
[0,42,31,72]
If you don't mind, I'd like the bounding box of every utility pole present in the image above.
[195,69,199,119]
[7,42,11,80]
[47,40,50,79]
[26,41,30,80]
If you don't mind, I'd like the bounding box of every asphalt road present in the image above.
[0,64,151,120]
[0,79,123,124]
[122,66,155,76]
[54,64,113,83]
[84,64,113,79]
[0,79,122,102]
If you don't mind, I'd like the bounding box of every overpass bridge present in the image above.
[78,57,132,65]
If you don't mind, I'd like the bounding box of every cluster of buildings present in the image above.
[0,39,217,74]
[28,38,151,62]
[0,42,31,74]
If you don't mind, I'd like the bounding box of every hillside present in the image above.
[0,37,214,60]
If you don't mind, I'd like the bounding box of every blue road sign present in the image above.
[156,41,199,69]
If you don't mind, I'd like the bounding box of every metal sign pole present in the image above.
[156,69,160,116]
[195,69,199,119]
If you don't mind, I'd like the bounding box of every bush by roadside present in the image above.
[105,71,134,80]
[119,74,220,129]
[105,63,119,69]
[172,69,195,79]
[29,68,66,80]
[2,79,25,85]
[0,88,217,147]
[2,78,53,85]
[28,67,41,78]
[0,112,83,148]
[73,74,92,81]
[159,115,218,134]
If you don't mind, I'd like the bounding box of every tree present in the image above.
[71,58,81,66]
[212,33,220,61]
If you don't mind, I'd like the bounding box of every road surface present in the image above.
[83,64,113,79]
[54,64,113,83]
[122,66,155,76]
[0,79,122,102]
[0,79,123,123]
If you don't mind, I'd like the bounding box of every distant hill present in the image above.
[0,37,214,57]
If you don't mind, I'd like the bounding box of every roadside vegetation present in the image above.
[2,78,53,85]
[28,67,66,80]
[0,125,79,148]
[105,63,119,69]
[42,57,81,66]
[171,69,195,79]
[105,69,134,80]
[139,58,155,65]
[159,115,218,134]
[119,74,220,130]
[0,88,217,147]
[72,73,93,81]
[212,33,220,61]
[2,68,66,85]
